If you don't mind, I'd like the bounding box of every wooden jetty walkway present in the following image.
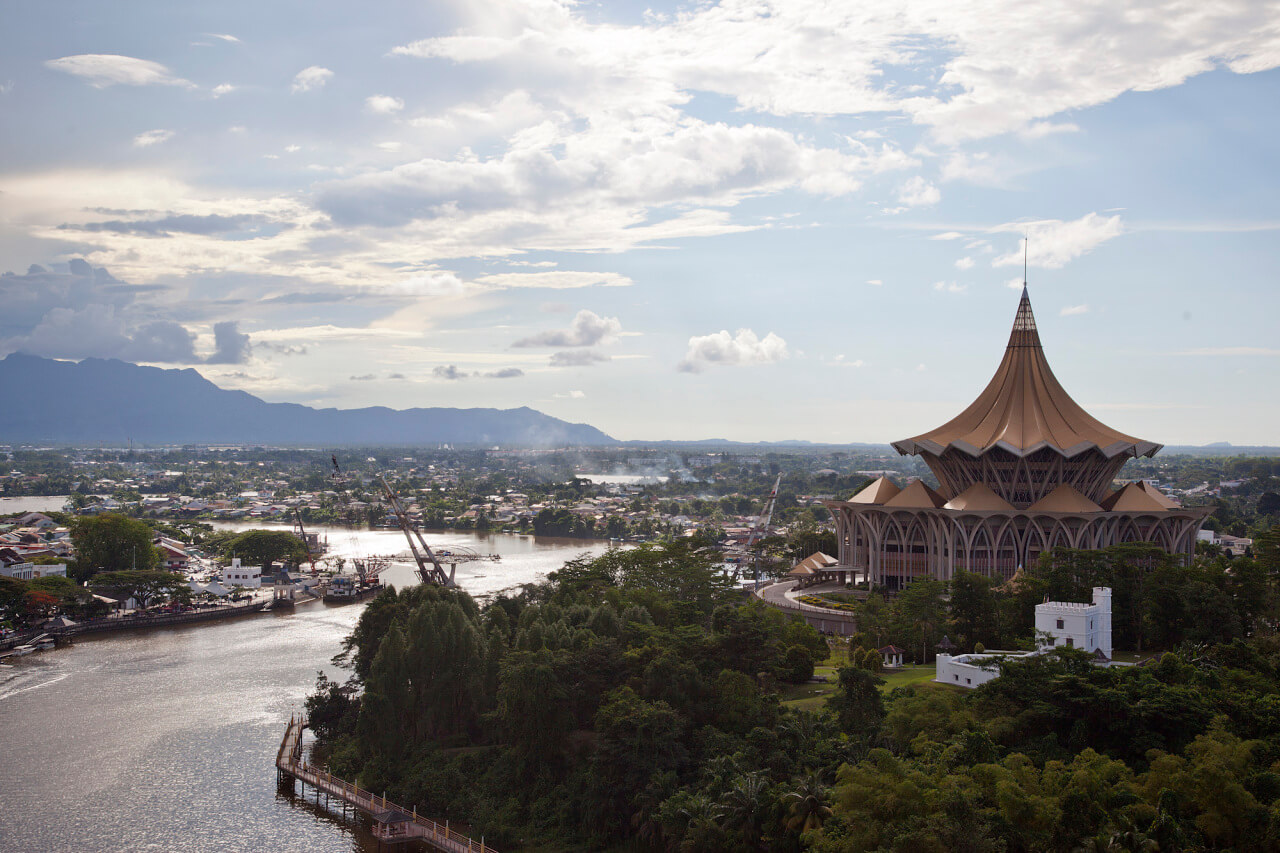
[275,715,496,851]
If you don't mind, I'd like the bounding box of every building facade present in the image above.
[825,288,1211,587]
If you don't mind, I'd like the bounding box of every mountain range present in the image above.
[0,353,615,447]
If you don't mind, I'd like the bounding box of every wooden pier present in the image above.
[275,716,496,851]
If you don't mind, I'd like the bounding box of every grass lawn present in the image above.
[878,665,938,692]
[781,662,942,711]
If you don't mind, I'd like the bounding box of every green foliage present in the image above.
[71,513,159,579]
[209,528,307,567]
[90,570,186,609]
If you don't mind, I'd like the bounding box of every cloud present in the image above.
[350,374,377,381]
[954,256,974,270]
[391,271,466,297]
[513,309,621,348]
[678,328,788,373]
[898,176,940,207]
[0,260,216,364]
[46,54,192,88]
[366,95,404,114]
[483,367,524,378]
[930,232,965,241]
[133,129,175,147]
[549,350,610,367]
[866,279,883,286]
[212,83,235,98]
[58,213,276,237]
[553,390,586,399]
[1060,304,1089,316]
[933,281,967,293]
[207,34,240,43]
[433,364,468,380]
[291,66,333,93]
[206,321,250,364]
[992,213,1125,269]
[474,271,632,290]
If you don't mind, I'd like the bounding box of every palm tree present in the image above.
[783,770,832,834]
[720,771,771,842]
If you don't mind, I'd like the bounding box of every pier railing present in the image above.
[276,716,496,852]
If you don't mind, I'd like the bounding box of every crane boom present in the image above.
[378,474,454,587]
[748,474,782,590]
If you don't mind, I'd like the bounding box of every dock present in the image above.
[275,716,496,851]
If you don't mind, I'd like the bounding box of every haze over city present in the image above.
[3,0,1279,444]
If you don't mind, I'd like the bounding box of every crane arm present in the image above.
[379,474,453,587]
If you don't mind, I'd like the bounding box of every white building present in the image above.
[1035,587,1112,659]
[935,651,1034,689]
[937,587,1114,690]
[221,558,262,589]
[0,562,67,581]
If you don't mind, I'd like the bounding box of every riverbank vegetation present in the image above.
[307,531,1280,851]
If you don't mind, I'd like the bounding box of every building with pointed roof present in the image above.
[824,288,1210,587]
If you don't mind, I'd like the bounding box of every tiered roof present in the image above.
[893,287,1161,460]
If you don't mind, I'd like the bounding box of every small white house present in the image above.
[221,558,262,589]
[935,652,1029,689]
[1035,587,1112,659]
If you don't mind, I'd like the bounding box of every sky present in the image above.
[2,0,1279,445]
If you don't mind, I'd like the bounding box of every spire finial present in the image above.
[1023,233,1028,288]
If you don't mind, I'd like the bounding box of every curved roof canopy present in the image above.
[893,287,1161,460]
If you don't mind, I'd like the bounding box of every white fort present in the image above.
[935,587,1113,689]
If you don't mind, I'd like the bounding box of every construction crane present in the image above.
[740,474,782,590]
[378,474,456,587]
[292,507,319,575]
[327,455,390,590]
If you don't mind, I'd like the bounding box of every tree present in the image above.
[91,570,187,610]
[828,665,885,736]
[71,513,159,579]
[783,770,833,834]
[225,529,307,567]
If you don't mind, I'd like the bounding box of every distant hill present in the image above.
[0,353,615,447]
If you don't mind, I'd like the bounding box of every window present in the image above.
[1066,637,1074,647]
[954,675,959,681]
[1056,618,1064,630]
[966,678,971,684]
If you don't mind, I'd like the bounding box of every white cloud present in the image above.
[133,129,174,147]
[678,328,788,373]
[955,256,975,270]
[212,83,235,98]
[377,142,402,151]
[992,213,1125,269]
[390,271,467,297]
[291,66,333,93]
[898,176,940,207]
[1060,303,1089,316]
[284,144,301,153]
[553,390,586,399]
[207,33,240,43]
[366,94,405,114]
[46,54,193,88]
[473,271,632,290]
[930,232,965,241]
[933,281,967,293]
[515,309,621,348]
[866,279,883,286]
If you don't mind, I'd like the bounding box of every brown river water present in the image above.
[0,524,612,852]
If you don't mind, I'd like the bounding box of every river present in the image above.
[0,525,613,852]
